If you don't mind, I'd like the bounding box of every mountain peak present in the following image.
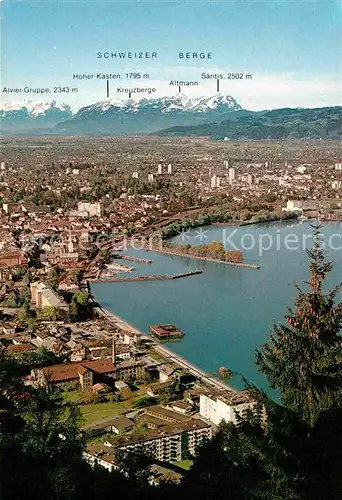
[1,93,242,135]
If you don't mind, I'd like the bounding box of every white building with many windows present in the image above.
[199,390,255,426]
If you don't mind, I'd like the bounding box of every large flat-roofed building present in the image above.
[283,199,318,213]
[30,282,69,310]
[77,202,103,217]
[199,390,255,426]
[105,417,212,463]
[0,250,28,269]
[2,203,21,215]
[144,405,189,424]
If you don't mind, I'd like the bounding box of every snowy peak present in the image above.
[1,94,241,118]
[1,93,242,134]
[0,100,73,116]
[75,93,241,116]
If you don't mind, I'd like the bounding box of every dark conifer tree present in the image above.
[256,225,342,426]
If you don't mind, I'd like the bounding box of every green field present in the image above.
[174,460,193,470]
[81,401,126,425]
[62,390,83,403]
[61,384,150,426]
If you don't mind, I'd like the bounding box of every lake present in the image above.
[92,221,342,391]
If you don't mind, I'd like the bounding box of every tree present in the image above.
[74,291,90,306]
[69,299,81,322]
[48,267,61,289]
[115,446,153,487]
[21,388,83,459]
[3,291,20,308]
[256,226,342,426]
[38,306,66,322]
[183,227,342,500]
[23,269,33,285]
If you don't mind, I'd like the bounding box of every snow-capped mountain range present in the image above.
[1,94,242,135]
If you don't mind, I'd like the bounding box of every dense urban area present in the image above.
[0,136,341,499]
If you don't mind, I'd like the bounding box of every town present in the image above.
[0,135,341,484]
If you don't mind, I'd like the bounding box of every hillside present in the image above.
[152,106,342,140]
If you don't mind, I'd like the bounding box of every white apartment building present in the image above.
[332,180,342,190]
[228,167,236,181]
[199,390,254,426]
[77,201,103,217]
[283,200,303,212]
[30,282,69,311]
[105,419,212,463]
[335,162,342,170]
[210,175,220,189]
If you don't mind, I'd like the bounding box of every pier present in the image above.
[117,255,153,264]
[89,270,203,283]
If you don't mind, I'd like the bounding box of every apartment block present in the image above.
[199,390,255,425]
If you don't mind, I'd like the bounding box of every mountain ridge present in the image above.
[152,106,342,140]
[0,94,241,135]
[1,96,340,139]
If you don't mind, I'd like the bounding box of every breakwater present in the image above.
[89,270,203,283]
[146,247,260,270]
[117,255,153,264]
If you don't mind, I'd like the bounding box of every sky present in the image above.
[0,0,341,110]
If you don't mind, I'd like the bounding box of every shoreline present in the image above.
[93,301,238,394]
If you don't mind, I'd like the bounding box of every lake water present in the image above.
[92,221,342,391]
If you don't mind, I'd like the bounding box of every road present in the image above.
[153,343,237,393]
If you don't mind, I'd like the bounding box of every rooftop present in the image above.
[106,417,210,448]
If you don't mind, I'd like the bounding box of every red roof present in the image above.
[43,363,81,383]
[42,359,116,383]
[81,359,116,374]
[8,344,35,352]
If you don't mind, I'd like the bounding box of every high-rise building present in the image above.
[132,172,139,179]
[247,174,255,185]
[157,163,163,174]
[148,173,154,182]
[228,167,236,181]
[0,162,6,171]
[335,162,342,170]
[224,160,229,169]
[167,163,172,174]
[210,175,220,189]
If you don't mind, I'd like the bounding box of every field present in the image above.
[174,460,193,470]
[80,401,126,425]
[62,383,151,425]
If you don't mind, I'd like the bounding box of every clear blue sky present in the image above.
[1,0,341,109]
